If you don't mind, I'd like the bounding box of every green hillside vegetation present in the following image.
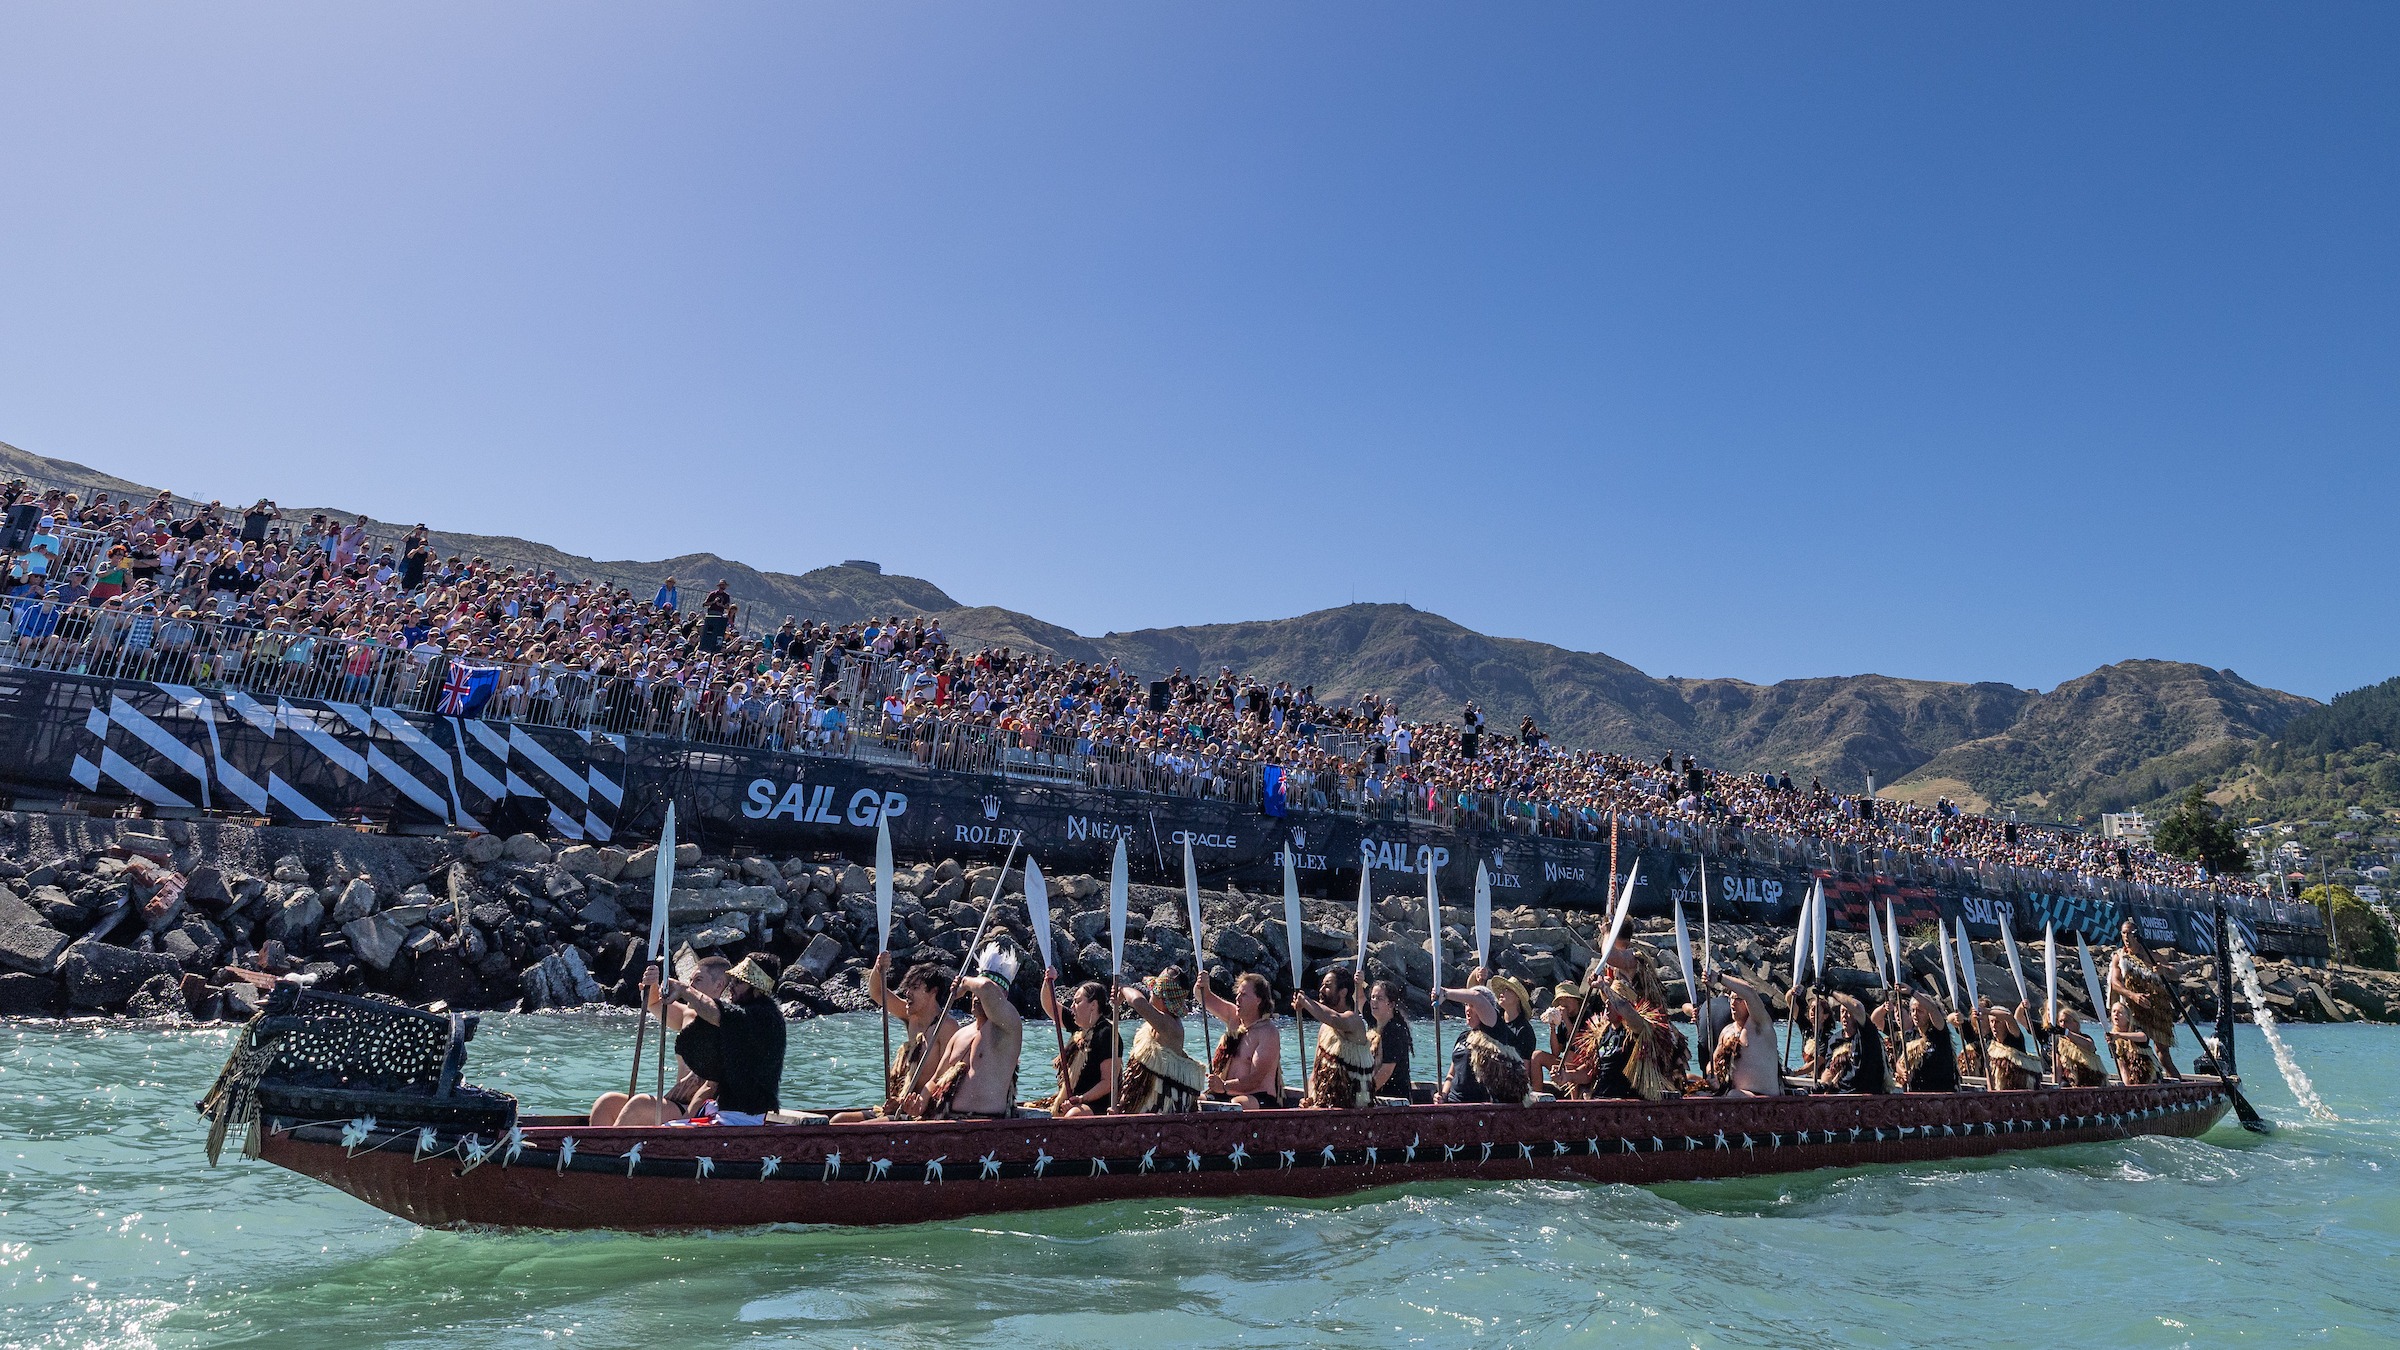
[2299,884,2399,971]
[2215,676,2400,823]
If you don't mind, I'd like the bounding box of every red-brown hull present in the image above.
[253,1079,2230,1230]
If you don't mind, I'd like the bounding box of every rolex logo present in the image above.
[981,795,1001,821]
[1291,828,1307,849]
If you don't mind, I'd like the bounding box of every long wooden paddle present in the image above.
[875,812,895,1107]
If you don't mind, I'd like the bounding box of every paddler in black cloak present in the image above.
[833,953,958,1124]
[1293,966,1375,1109]
[1437,985,1531,1104]
[1876,991,1960,1093]
[1814,993,1889,1094]
[1117,968,1206,1114]
[1040,970,1117,1117]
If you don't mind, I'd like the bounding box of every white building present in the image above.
[2100,811,2153,843]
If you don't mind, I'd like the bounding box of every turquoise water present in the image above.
[3,1014,2394,1348]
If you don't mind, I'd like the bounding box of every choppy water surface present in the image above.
[4,1014,2394,1348]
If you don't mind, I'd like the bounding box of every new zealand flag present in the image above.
[1261,764,1287,817]
[438,663,500,716]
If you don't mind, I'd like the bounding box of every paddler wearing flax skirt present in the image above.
[1291,965,1375,1109]
[1114,967,1206,1114]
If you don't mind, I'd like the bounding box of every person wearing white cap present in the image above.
[1435,984,1530,1105]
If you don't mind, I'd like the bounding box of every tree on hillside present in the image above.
[2152,785,2251,877]
[2298,884,2398,972]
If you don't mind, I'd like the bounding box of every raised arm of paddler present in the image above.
[867,952,911,1020]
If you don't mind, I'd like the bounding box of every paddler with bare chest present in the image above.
[910,943,1026,1120]
[1201,972,1282,1108]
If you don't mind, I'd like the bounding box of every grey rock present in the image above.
[330,878,377,925]
[1120,940,1169,978]
[502,834,553,865]
[405,928,445,958]
[60,941,180,1008]
[470,903,513,932]
[183,865,233,910]
[124,972,189,1020]
[1212,927,1268,970]
[798,933,845,980]
[838,864,871,896]
[543,868,586,903]
[0,972,59,1016]
[271,855,311,884]
[222,981,264,1018]
[342,913,409,971]
[925,875,967,909]
[0,888,72,975]
[593,847,630,882]
[578,894,630,931]
[1071,912,1110,946]
[620,845,660,880]
[266,890,325,948]
[690,916,751,949]
[380,904,435,929]
[554,845,606,877]
[462,833,506,864]
[738,856,781,885]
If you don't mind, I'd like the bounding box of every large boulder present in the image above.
[689,916,751,949]
[502,834,553,865]
[796,933,846,981]
[271,855,311,885]
[183,864,233,911]
[266,890,325,949]
[342,913,409,972]
[837,864,871,896]
[0,972,58,1016]
[555,845,607,878]
[59,941,180,1009]
[462,833,506,864]
[124,972,189,1020]
[329,878,378,925]
[1211,927,1269,970]
[0,889,71,975]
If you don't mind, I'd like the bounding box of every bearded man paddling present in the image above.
[1292,967,1375,1110]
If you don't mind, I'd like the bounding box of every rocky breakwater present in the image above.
[3,807,2395,1030]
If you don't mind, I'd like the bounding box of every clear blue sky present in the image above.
[3,5,2394,701]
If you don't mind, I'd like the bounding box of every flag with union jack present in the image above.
[437,662,499,716]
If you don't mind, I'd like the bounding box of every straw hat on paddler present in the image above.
[727,955,778,997]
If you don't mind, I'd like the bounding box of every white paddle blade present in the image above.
[1955,918,1981,1004]
[1864,899,1888,985]
[1810,881,1826,980]
[2002,922,2031,1007]
[1474,861,1492,968]
[1282,849,1304,987]
[1425,870,1442,999]
[1937,914,1961,1007]
[1672,898,1696,1002]
[2044,922,2059,1025]
[1601,860,1641,961]
[649,803,676,962]
[1108,839,1129,974]
[1884,899,1905,992]
[1790,890,1813,988]
[874,812,895,954]
[1025,857,1054,972]
[2077,934,2109,1025]
[1183,838,1205,960]
[1354,867,1372,976]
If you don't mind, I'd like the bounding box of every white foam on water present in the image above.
[2229,932,2337,1123]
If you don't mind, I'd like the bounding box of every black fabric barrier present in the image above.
[0,669,2326,961]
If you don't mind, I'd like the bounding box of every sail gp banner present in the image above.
[0,670,2324,959]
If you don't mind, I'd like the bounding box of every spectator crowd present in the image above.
[0,477,2267,904]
